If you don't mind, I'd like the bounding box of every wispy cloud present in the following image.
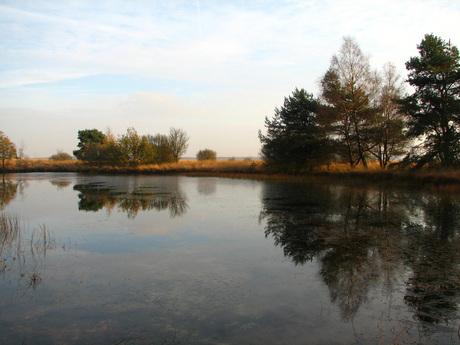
[1,0,459,157]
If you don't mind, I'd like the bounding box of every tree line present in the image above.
[2,34,458,172]
[0,124,218,168]
[259,34,460,173]
[73,127,190,166]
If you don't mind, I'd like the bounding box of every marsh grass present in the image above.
[0,211,20,247]
[9,158,84,172]
[5,158,460,189]
[0,213,54,291]
[6,158,265,174]
[21,268,43,291]
[30,224,56,260]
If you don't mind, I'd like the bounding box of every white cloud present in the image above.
[1,0,460,157]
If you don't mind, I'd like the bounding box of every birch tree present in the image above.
[321,37,379,168]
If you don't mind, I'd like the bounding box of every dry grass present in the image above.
[315,160,385,172]
[137,158,264,174]
[6,158,264,174]
[4,158,460,189]
[9,158,84,172]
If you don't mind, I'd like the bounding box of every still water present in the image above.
[1,173,459,345]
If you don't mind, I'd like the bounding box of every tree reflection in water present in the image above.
[1,178,19,210]
[260,181,460,332]
[49,179,72,190]
[404,195,460,325]
[73,177,189,219]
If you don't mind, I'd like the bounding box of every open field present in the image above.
[3,158,460,189]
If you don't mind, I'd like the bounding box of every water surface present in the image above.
[1,173,459,344]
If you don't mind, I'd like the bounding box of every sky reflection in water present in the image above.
[0,173,459,345]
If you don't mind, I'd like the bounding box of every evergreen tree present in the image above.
[400,34,460,168]
[73,129,106,160]
[259,88,330,173]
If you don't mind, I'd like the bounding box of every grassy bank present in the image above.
[3,158,460,190]
[3,158,264,174]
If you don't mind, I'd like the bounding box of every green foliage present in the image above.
[145,134,175,164]
[117,127,155,166]
[399,34,460,168]
[258,38,414,172]
[259,88,331,173]
[50,150,73,161]
[197,149,217,160]
[73,127,190,167]
[0,131,17,170]
[73,129,106,160]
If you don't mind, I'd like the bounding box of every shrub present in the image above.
[50,150,73,161]
[196,149,217,161]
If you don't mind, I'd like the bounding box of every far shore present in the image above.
[2,158,460,190]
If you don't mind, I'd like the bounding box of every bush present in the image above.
[197,149,217,161]
[50,150,73,161]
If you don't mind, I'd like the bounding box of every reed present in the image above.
[6,158,264,174]
[1,212,54,291]
[9,158,85,172]
[0,212,21,251]
[30,224,56,260]
[5,158,460,189]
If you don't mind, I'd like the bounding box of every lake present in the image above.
[1,173,459,345]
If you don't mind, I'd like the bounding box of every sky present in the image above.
[1,0,459,158]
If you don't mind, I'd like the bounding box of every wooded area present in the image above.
[259,34,460,173]
[2,34,459,175]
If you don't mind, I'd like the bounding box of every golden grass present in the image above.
[315,160,385,172]
[4,158,460,190]
[6,158,264,174]
[138,158,264,173]
[9,158,84,172]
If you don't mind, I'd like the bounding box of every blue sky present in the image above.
[1,0,459,158]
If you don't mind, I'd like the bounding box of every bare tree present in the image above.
[369,62,408,168]
[321,37,379,168]
[17,141,27,160]
[168,128,189,162]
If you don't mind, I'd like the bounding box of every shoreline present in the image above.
[2,158,460,190]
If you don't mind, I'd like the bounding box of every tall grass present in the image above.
[5,158,460,189]
[1,213,54,291]
[0,212,21,256]
[7,158,265,174]
[8,158,84,172]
